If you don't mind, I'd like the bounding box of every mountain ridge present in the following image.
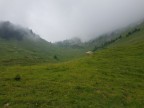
[0,21,86,65]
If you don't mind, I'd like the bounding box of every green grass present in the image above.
[0,38,86,66]
[0,26,144,107]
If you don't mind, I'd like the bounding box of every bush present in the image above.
[54,55,58,60]
[14,74,21,81]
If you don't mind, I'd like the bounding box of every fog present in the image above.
[0,0,144,42]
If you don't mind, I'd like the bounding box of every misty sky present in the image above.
[0,0,144,42]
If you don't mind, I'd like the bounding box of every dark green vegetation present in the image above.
[0,22,144,107]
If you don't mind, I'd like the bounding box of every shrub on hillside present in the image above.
[14,74,21,81]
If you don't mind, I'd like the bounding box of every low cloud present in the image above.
[0,0,144,42]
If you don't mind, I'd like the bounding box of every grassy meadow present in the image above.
[0,25,144,107]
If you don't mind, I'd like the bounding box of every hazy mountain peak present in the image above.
[0,21,40,41]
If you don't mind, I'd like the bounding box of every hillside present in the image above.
[55,21,144,52]
[0,21,86,65]
[0,23,144,107]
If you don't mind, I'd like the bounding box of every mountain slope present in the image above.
[0,23,144,107]
[0,21,86,65]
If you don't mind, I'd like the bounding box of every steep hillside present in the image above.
[0,23,144,107]
[55,22,143,52]
[0,21,86,65]
[86,22,143,51]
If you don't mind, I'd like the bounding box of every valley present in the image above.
[0,21,144,107]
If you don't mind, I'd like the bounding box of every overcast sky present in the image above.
[0,0,144,42]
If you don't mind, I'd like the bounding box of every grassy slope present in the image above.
[0,38,86,65]
[0,26,144,107]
